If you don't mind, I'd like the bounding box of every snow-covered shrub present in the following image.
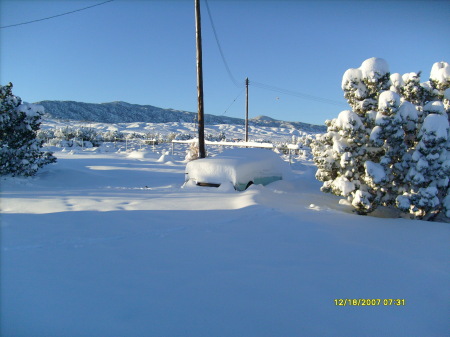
[127,132,145,140]
[398,100,419,148]
[54,126,78,141]
[73,127,101,146]
[443,88,450,116]
[421,62,450,118]
[398,114,449,219]
[341,58,390,119]
[314,58,391,214]
[185,140,204,162]
[429,61,450,94]
[366,91,409,206]
[36,129,55,143]
[401,72,424,106]
[173,133,193,141]
[50,126,101,147]
[389,73,403,94]
[205,131,226,142]
[0,83,56,176]
[102,130,124,142]
[313,59,449,220]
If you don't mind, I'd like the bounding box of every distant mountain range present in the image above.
[36,100,326,133]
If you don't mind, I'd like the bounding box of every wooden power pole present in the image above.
[195,0,206,158]
[245,77,249,142]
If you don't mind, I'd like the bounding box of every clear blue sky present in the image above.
[1,0,449,125]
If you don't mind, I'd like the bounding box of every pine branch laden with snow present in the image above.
[0,83,56,176]
[366,90,409,206]
[398,114,450,219]
[314,58,392,214]
[400,72,424,106]
[421,62,450,119]
[398,100,419,148]
[430,61,450,94]
[313,58,450,220]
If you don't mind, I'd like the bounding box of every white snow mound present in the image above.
[185,148,290,189]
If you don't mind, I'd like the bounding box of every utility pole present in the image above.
[195,0,206,158]
[245,77,249,142]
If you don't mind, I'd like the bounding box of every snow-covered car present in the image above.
[185,148,289,191]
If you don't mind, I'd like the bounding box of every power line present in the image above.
[204,0,242,88]
[1,0,115,29]
[251,80,347,107]
[222,88,245,115]
[202,0,345,107]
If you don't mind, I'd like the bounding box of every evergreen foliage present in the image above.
[312,59,450,221]
[397,114,449,219]
[0,83,56,176]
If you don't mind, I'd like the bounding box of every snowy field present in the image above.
[39,118,311,144]
[1,122,449,337]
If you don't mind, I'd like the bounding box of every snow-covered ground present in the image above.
[1,126,449,336]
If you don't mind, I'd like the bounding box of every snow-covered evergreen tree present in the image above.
[444,88,450,117]
[0,83,56,176]
[389,73,403,95]
[398,100,419,148]
[313,111,364,200]
[429,62,450,95]
[314,57,391,214]
[401,72,424,106]
[421,62,450,119]
[314,58,449,220]
[341,58,390,123]
[395,62,450,220]
[397,113,449,219]
[366,91,408,206]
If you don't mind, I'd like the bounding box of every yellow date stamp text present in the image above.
[334,299,406,306]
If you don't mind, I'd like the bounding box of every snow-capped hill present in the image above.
[251,115,276,122]
[37,100,200,124]
[36,100,326,133]
[249,114,323,132]
[110,101,134,107]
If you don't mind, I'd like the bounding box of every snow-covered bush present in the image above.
[397,114,449,219]
[314,58,391,214]
[37,129,55,143]
[185,140,204,162]
[0,83,56,176]
[401,72,424,106]
[102,130,124,142]
[341,58,390,119]
[364,90,409,207]
[313,59,449,220]
[429,61,450,94]
[421,62,450,117]
[205,131,226,142]
[52,126,101,147]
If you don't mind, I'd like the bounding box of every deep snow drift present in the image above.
[1,139,449,336]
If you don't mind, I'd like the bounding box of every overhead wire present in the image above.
[251,80,347,107]
[204,0,242,88]
[221,88,245,115]
[203,0,346,108]
[0,0,115,29]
